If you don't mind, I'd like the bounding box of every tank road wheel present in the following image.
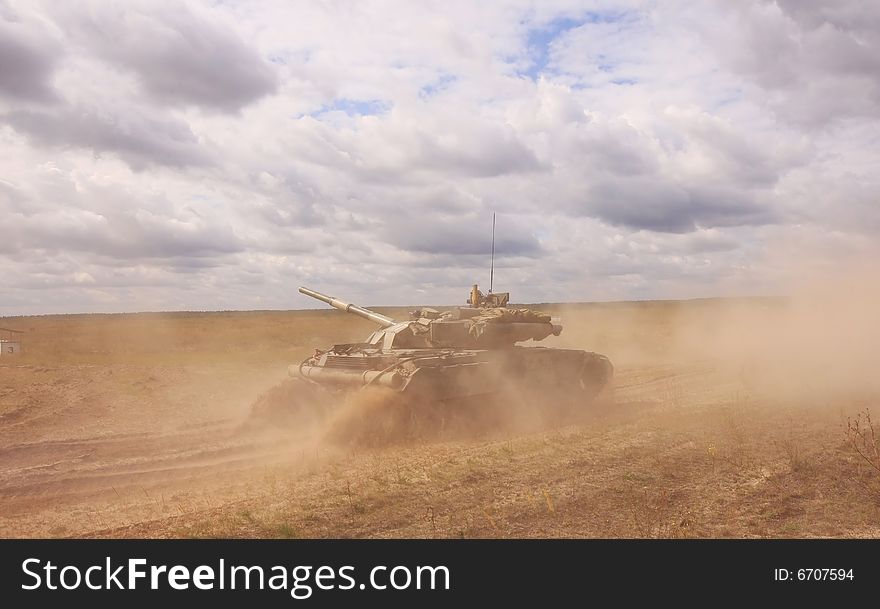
[580,353,614,399]
[545,353,616,423]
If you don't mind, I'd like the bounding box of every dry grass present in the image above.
[846,409,880,476]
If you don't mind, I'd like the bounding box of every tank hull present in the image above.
[294,345,613,402]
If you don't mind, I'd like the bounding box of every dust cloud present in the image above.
[551,263,880,404]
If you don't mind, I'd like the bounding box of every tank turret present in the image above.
[299,285,562,350]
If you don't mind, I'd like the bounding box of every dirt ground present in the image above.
[1,297,879,538]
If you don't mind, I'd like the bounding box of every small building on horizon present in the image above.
[0,327,24,356]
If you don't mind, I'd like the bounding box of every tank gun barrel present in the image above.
[299,287,396,328]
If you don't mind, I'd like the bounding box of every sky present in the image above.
[1,0,878,313]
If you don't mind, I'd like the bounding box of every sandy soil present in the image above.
[1,299,878,538]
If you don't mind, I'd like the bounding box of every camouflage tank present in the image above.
[293,285,613,408]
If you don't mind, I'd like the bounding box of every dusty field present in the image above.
[1,297,879,538]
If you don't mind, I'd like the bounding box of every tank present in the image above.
[292,285,613,406]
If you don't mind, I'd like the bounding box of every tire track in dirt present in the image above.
[0,416,318,527]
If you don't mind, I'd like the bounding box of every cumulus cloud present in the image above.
[708,0,880,125]
[4,106,211,169]
[0,0,877,314]
[0,167,243,261]
[382,211,543,257]
[55,0,277,112]
[0,8,60,101]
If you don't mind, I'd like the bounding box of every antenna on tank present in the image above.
[489,213,496,294]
